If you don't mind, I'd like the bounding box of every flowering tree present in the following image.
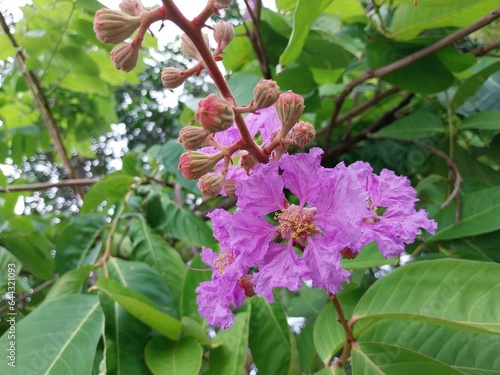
[1,0,500,374]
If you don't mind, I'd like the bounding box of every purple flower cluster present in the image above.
[196,148,437,328]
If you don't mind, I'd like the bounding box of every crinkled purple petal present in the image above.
[236,161,285,215]
[304,233,350,294]
[229,210,277,265]
[207,208,234,249]
[253,242,309,302]
[279,148,327,204]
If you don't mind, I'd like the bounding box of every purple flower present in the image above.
[348,161,437,258]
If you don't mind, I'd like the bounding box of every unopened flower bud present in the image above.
[178,151,224,180]
[340,247,358,260]
[94,9,140,44]
[119,0,144,16]
[292,121,315,148]
[110,43,141,72]
[196,93,234,133]
[161,67,189,89]
[199,173,226,198]
[238,275,255,297]
[213,21,234,52]
[180,33,209,61]
[251,79,280,111]
[179,126,211,150]
[223,178,237,196]
[275,91,305,136]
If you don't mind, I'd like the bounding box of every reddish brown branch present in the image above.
[330,294,354,368]
[0,11,84,197]
[0,178,100,193]
[472,38,500,56]
[323,6,500,151]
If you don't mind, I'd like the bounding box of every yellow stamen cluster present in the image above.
[213,252,232,274]
[275,208,317,242]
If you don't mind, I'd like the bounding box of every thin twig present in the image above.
[0,11,84,197]
[0,178,100,193]
[472,38,500,56]
[330,294,355,368]
[325,93,414,161]
[323,6,500,151]
[0,278,57,314]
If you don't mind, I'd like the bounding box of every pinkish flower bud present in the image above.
[275,90,305,137]
[199,173,226,198]
[179,126,211,150]
[241,153,258,174]
[161,67,189,89]
[180,33,209,61]
[110,43,141,72]
[94,8,141,44]
[223,178,237,196]
[251,79,280,111]
[213,21,234,52]
[196,93,235,133]
[292,121,315,148]
[238,275,256,297]
[178,151,224,180]
[340,247,358,260]
[119,0,144,16]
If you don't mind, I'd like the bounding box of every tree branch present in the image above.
[0,178,99,193]
[325,93,414,161]
[330,294,355,368]
[0,10,84,197]
[472,38,500,56]
[323,6,500,151]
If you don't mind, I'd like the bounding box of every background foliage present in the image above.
[1,0,500,374]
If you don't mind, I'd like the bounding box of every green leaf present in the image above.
[129,216,187,305]
[280,0,335,66]
[341,241,399,270]
[352,259,500,335]
[208,303,250,375]
[145,336,203,375]
[313,301,344,364]
[373,110,445,140]
[0,33,16,60]
[152,194,216,247]
[249,296,301,375]
[459,110,500,131]
[45,264,96,302]
[359,320,500,374]
[351,342,464,375]
[452,61,500,109]
[222,23,256,71]
[227,74,262,106]
[181,316,212,345]
[366,36,454,94]
[180,255,212,323]
[0,294,103,375]
[430,186,500,241]
[55,214,107,274]
[80,173,135,214]
[159,140,199,192]
[95,277,182,340]
[0,246,21,294]
[390,1,500,41]
[287,284,329,318]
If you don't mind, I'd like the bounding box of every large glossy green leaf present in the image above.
[153,195,216,247]
[313,301,344,364]
[129,216,187,305]
[287,284,329,318]
[366,36,454,94]
[159,140,198,193]
[80,173,135,214]
[359,320,500,374]
[180,255,212,323]
[0,246,21,294]
[145,336,203,375]
[373,111,445,140]
[0,294,103,375]
[452,61,500,109]
[390,1,500,40]
[249,297,301,375]
[95,277,182,340]
[208,303,250,375]
[45,264,96,302]
[228,74,262,106]
[429,186,500,241]
[280,0,334,66]
[459,110,500,131]
[55,214,107,274]
[351,342,464,375]
[352,259,500,335]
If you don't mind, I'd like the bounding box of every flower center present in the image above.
[275,204,319,246]
[213,252,234,274]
